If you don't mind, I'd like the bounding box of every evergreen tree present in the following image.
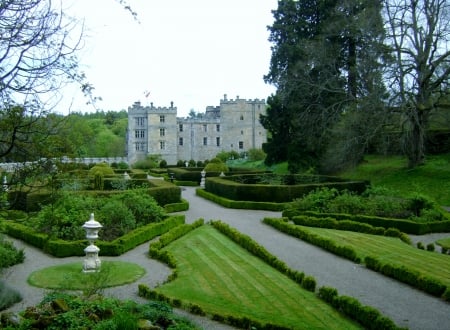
[263,0,388,172]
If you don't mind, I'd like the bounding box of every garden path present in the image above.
[180,186,450,330]
[3,186,450,330]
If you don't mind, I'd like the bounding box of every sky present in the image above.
[61,0,278,117]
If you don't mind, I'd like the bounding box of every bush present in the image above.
[159,159,167,168]
[88,163,115,177]
[204,158,229,173]
[426,243,435,251]
[0,237,25,269]
[247,148,266,161]
[98,200,136,241]
[0,280,22,311]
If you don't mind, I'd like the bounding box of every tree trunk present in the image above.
[406,109,426,168]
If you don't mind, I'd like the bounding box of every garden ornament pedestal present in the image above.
[200,170,206,188]
[82,213,102,273]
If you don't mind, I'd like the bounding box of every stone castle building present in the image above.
[127,94,267,165]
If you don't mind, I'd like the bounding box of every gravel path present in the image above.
[3,186,450,330]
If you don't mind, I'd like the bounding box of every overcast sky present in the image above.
[61,0,278,117]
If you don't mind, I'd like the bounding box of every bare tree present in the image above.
[0,0,86,161]
[384,0,450,167]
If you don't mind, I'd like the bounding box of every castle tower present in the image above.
[127,101,177,165]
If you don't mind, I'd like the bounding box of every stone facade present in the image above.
[127,94,267,165]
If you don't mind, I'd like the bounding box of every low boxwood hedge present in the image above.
[2,215,185,257]
[283,210,450,234]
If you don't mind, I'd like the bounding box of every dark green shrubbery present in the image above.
[31,190,165,241]
[287,187,446,222]
[0,236,24,311]
[0,292,197,329]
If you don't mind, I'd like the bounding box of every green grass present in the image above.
[436,237,450,249]
[297,226,450,286]
[157,225,362,330]
[28,261,145,290]
[338,154,450,206]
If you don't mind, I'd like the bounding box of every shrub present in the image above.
[204,158,229,173]
[247,148,266,161]
[301,276,316,292]
[159,159,167,168]
[88,163,115,177]
[111,190,165,225]
[417,242,425,250]
[318,286,338,304]
[0,237,25,269]
[0,280,22,311]
[426,243,435,251]
[98,200,136,241]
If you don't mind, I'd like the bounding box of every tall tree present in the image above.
[383,0,450,168]
[263,0,388,172]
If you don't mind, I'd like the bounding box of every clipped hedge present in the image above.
[164,199,189,213]
[263,217,361,263]
[291,215,411,244]
[284,210,450,235]
[205,175,368,203]
[148,219,204,268]
[365,255,449,302]
[211,220,312,290]
[318,288,402,330]
[9,177,181,212]
[196,188,287,211]
[3,215,185,257]
[2,221,48,249]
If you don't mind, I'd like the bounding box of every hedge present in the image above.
[8,178,182,212]
[284,210,450,235]
[2,215,185,257]
[365,255,449,302]
[205,175,368,203]
[196,188,287,211]
[291,215,411,244]
[263,217,361,263]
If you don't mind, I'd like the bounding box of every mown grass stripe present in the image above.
[298,225,450,286]
[158,225,362,329]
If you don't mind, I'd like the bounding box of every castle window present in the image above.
[239,141,244,149]
[179,124,183,132]
[203,137,207,146]
[160,115,165,123]
[135,142,146,151]
[240,115,244,120]
[160,128,165,137]
[216,137,220,146]
[135,130,145,139]
[160,141,165,150]
[135,117,145,126]
[216,124,220,132]
[203,124,207,132]
[241,130,244,135]
[179,137,183,146]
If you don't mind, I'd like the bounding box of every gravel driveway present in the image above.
[3,186,450,330]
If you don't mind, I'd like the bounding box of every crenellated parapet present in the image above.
[220,93,266,105]
[128,101,177,114]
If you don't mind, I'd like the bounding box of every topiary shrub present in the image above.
[204,158,228,173]
[88,163,115,177]
[159,160,167,168]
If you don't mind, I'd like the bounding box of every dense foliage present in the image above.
[32,190,166,241]
[262,0,450,172]
[0,292,198,329]
[288,186,446,222]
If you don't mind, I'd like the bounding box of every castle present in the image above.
[127,94,267,165]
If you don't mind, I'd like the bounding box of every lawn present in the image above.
[28,261,145,290]
[338,154,450,206]
[297,226,450,287]
[156,225,362,330]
